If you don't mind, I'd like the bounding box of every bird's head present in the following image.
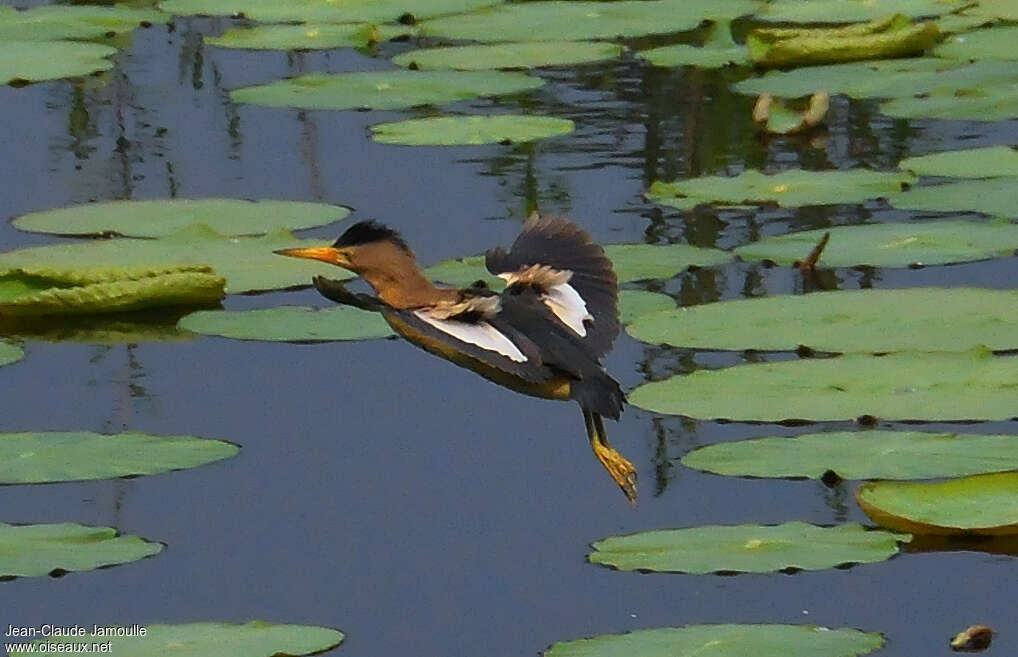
[274,220,414,277]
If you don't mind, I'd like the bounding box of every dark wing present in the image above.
[485,215,619,359]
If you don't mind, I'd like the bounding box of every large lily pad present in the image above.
[0,227,343,294]
[899,145,1018,178]
[0,522,162,578]
[393,41,624,71]
[648,169,914,210]
[734,220,1018,268]
[637,20,747,69]
[206,23,411,51]
[547,624,885,657]
[0,431,237,484]
[857,472,1018,535]
[159,0,499,23]
[0,41,116,84]
[0,5,165,41]
[682,431,1018,480]
[589,522,907,573]
[13,199,350,238]
[33,621,343,657]
[628,350,1018,421]
[890,179,1018,217]
[619,290,674,324]
[420,0,760,43]
[935,25,1018,60]
[230,70,543,111]
[370,115,574,146]
[0,342,23,367]
[880,82,1018,121]
[179,305,393,342]
[627,288,1018,353]
[754,0,960,23]
[969,0,1018,20]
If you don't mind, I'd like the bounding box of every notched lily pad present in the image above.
[935,25,1018,61]
[755,0,959,24]
[899,145,1018,178]
[159,0,499,23]
[34,621,344,657]
[857,472,1018,535]
[206,23,411,51]
[0,342,23,367]
[230,70,544,111]
[890,179,1018,217]
[547,624,885,657]
[682,431,1018,480]
[371,115,574,146]
[0,522,162,578]
[0,5,165,42]
[589,522,908,573]
[881,81,1018,121]
[618,290,674,324]
[637,20,747,69]
[1,41,116,84]
[393,41,624,71]
[178,305,393,342]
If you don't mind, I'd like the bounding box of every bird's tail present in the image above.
[570,369,625,420]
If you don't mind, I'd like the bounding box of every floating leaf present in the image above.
[890,179,1018,217]
[589,522,907,573]
[857,472,1018,535]
[2,314,191,344]
[0,342,23,367]
[618,290,674,324]
[393,41,623,71]
[735,220,1018,268]
[370,115,574,146]
[899,146,1018,178]
[420,0,759,43]
[34,621,343,657]
[969,0,1018,20]
[159,0,499,23]
[13,199,350,238]
[230,70,543,111]
[880,82,1018,121]
[423,255,494,289]
[206,23,411,51]
[0,522,161,578]
[548,624,885,657]
[0,227,343,294]
[935,25,1018,60]
[179,305,393,342]
[0,5,165,41]
[0,41,116,83]
[648,169,913,210]
[637,20,747,68]
[0,431,237,484]
[683,431,1018,480]
[628,350,1018,421]
[628,288,1018,353]
[755,0,959,23]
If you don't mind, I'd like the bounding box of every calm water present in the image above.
[3,8,1018,657]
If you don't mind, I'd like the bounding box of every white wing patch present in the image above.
[413,310,527,362]
[542,282,593,337]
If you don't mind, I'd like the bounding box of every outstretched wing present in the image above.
[485,214,619,360]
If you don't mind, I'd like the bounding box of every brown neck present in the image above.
[352,242,458,309]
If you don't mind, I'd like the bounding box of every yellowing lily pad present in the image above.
[206,23,410,51]
[857,472,1018,535]
[935,25,1018,60]
[33,621,343,657]
[755,0,958,23]
[899,145,1018,178]
[0,522,161,578]
[628,350,1018,421]
[393,41,624,71]
[230,70,544,111]
[178,305,393,342]
[628,288,1018,353]
[890,179,1018,217]
[648,169,914,210]
[682,431,1018,480]
[0,41,116,84]
[370,115,574,146]
[0,5,165,41]
[159,0,499,23]
[0,431,237,484]
[0,342,23,367]
[13,199,350,238]
[589,522,907,573]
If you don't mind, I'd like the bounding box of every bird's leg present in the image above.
[584,409,637,505]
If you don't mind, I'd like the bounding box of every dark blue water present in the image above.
[3,9,1017,657]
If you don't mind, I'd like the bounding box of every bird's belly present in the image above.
[383,312,571,401]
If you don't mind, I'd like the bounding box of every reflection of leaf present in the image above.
[0,41,116,83]
[393,41,624,71]
[0,522,162,578]
[589,522,907,573]
[371,115,574,146]
[206,23,411,50]
[179,306,394,342]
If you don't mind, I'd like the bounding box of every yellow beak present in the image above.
[273,246,347,267]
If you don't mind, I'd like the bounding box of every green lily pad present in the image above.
[547,624,885,657]
[934,12,999,35]
[159,0,499,23]
[0,41,116,84]
[420,0,760,43]
[0,227,343,294]
[13,199,350,238]
[890,179,1018,217]
[33,621,343,657]
[935,25,1018,60]
[0,265,225,317]
[206,23,411,51]
[589,522,907,573]
[735,220,1018,268]
[754,0,959,23]
[683,430,1018,480]
[880,81,1018,121]
[0,522,161,578]
[0,342,23,367]
[627,288,1018,352]
[0,5,166,41]
[637,20,747,68]
[899,145,1018,178]
[969,0,1018,20]
[370,115,574,146]
[857,472,1018,535]
[230,70,543,111]
[618,290,674,324]
[628,350,1018,421]
[0,431,237,484]
[393,41,624,71]
[179,305,393,342]
[648,169,914,210]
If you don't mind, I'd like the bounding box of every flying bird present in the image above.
[275,214,636,503]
